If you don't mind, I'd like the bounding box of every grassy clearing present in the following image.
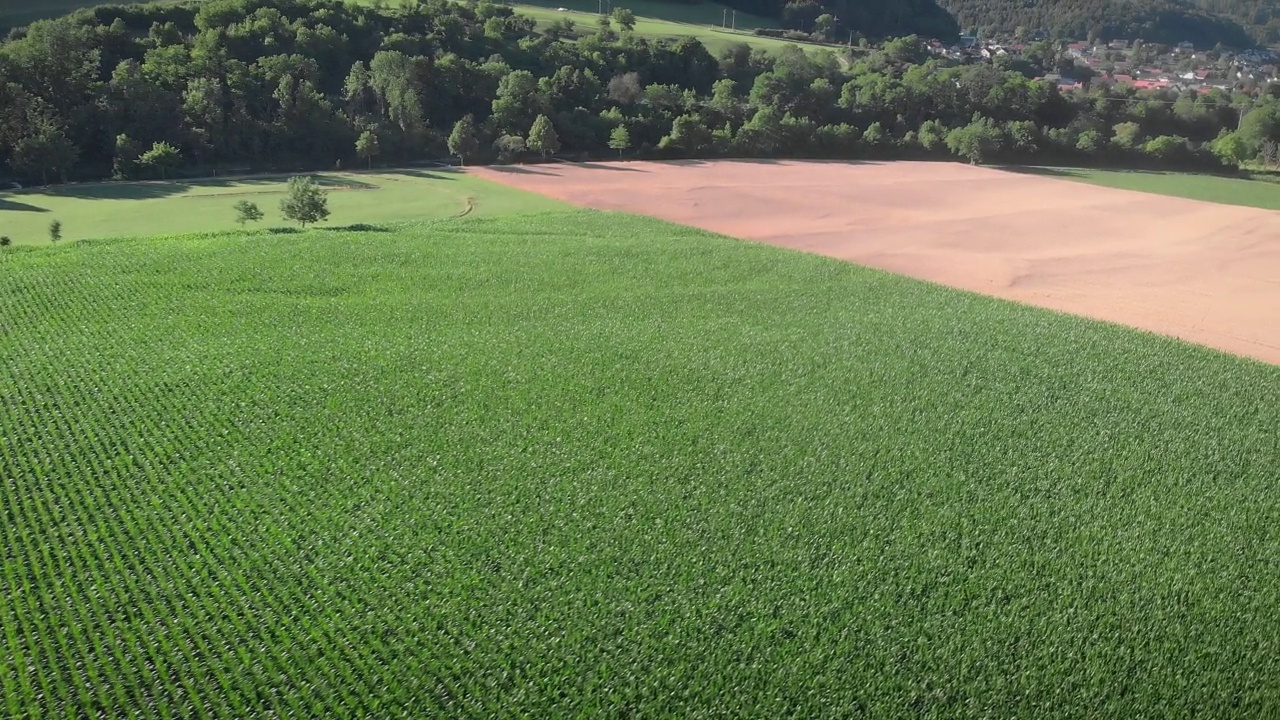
[512,0,773,29]
[0,0,182,28]
[510,3,820,54]
[2,210,1277,717]
[1013,166,1280,211]
[0,169,565,245]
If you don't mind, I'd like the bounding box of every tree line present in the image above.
[940,0,1280,47]
[1,0,1278,186]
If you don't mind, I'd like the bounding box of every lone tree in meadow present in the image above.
[355,130,380,169]
[448,115,480,166]
[137,141,181,180]
[234,200,264,226]
[49,220,62,243]
[0,236,11,247]
[609,125,631,156]
[527,115,560,159]
[611,7,636,31]
[279,176,330,228]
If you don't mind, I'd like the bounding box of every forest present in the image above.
[939,0,1280,47]
[1,0,1279,186]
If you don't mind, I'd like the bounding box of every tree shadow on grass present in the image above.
[39,183,190,201]
[380,168,460,181]
[184,174,380,191]
[998,165,1250,181]
[301,174,380,190]
[35,173,382,201]
[999,165,1121,180]
[485,165,557,175]
[0,196,50,212]
[322,223,392,232]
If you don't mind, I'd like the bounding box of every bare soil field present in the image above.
[472,160,1280,365]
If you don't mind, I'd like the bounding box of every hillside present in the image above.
[0,0,956,40]
[939,0,1279,47]
[6,0,1277,193]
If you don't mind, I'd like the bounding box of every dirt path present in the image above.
[471,160,1280,365]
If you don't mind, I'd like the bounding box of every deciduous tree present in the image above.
[448,115,481,165]
[611,8,636,32]
[137,141,181,179]
[10,122,78,186]
[946,116,1004,164]
[527,114,561,158]
[607,72,643,106]
[493,134,526,163]
[608,125,631,155]
[812,14,836,41]
[279,176,330,228]
[1111,121,1143,149]
[1210,131,1251,165]
[355,130,380,168]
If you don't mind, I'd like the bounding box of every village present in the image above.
[928,35,1280,96]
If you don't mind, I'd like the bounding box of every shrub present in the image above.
[234,200,264,226]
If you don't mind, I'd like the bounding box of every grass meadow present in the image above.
[499,3,809,54]
[0,169,563,245]
[2,208,1278,717]
[0,0,183,28]
[509,0,774,28]
[1015,166,1280,211]
[350,0,831,54]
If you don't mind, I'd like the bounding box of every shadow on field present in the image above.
[575,162,645,172]
[40,183,189,200]
[184,174,380,191]
[37,173,383,201]
[381,168,459,181]
[664,158,881,168]
[307,175,379,190]
[323,223,392,232]
[999,165,1117,180]
[0,196,49,212]
[487,165,557,175]
[998,165,1251,181]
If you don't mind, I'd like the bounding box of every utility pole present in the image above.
[723,7,727,27]
[731,10,736,30]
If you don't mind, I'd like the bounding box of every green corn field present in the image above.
[2,212,1278,718]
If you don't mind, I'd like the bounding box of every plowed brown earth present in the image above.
[471,160,1280,365]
